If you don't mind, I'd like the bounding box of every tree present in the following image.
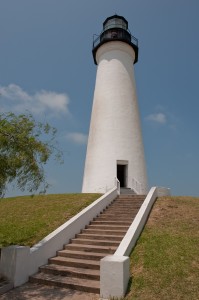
[0,112,62,197]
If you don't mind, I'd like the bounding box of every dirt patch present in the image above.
[148,196,199,230]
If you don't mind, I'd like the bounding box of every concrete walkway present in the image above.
[0,283,99,300]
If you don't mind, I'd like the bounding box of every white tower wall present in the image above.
[82,41,148,194]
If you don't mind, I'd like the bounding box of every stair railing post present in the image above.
[115,177,120,195]
[0,246,30,287]
[100,255,130,298]
[132,177,143,194]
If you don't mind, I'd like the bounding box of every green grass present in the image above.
[0,193,101,247]
[125,196,199,300]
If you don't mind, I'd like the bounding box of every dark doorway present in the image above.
[117,165,127,187]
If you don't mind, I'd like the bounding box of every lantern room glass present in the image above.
[103,17,127,31]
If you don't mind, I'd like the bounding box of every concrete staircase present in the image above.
[30,194,145,294]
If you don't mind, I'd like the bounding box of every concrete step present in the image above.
[101,210,139,214]
[95,216,134,222]
[76,233,123,241]
[30,272,100,294]
[102,207,139,212]
[117,196,145,199]
[0,278,14,295]
[49,256,100,270]
[109,207,141,210]
[39,264,100,280]
[109,203,142,207]
[105,209,139,213]
[106,208,141,211]
[57,249,105,261]
[65,243,117,254]
[120,188,135,194]
[108,202,142,205]
[86,224,129,231]
[100,213,138,218]
[108,202,142,210]
[81,229,126,236]
[103,209,140,214]
[117,198,145,201]
[90,220,132,226]
[112,198,143,202]
[114,199,144,201]
[71,238,120,247]
[114,203,141,207]
[95,214,134,220]
[99,213,137,219]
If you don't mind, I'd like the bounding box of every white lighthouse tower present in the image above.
[82,15,148,194]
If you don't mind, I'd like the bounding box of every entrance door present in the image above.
[117,164,127,187]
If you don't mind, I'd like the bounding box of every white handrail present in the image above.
[132,178,143,194]
[115,177,120,194]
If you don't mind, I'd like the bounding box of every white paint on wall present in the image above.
[82,41,148,194]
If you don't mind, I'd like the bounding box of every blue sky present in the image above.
[1,0,199,197]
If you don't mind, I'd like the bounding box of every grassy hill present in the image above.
[0,194,198,299]
[126,196,199,300]
[0,193,101,248]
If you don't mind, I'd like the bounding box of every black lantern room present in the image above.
[92,15,139,65]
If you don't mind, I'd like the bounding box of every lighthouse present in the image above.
[82,15,148,194]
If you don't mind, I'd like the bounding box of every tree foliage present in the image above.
[0,112,62,197]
